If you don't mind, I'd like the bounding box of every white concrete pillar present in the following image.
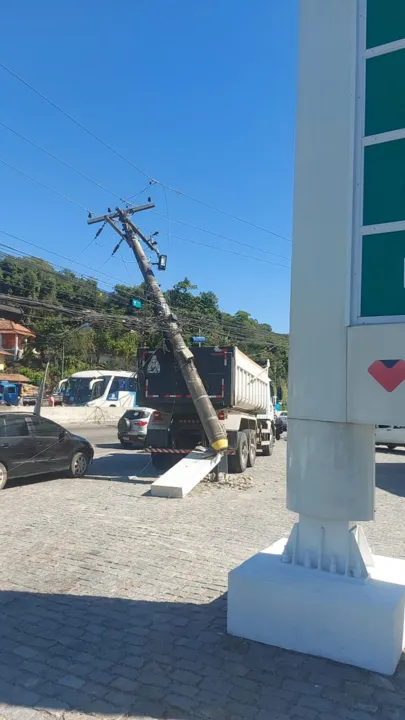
[228,0,405,675]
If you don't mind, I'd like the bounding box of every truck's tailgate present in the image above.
[137,347,233,411]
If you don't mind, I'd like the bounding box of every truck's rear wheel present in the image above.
[247,430,256,468]
[228,432,249,474]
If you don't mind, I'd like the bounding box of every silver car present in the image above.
[117,407,153,447]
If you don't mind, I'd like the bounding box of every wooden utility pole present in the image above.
[88,204,228,453]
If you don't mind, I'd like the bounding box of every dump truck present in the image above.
[137,346,277,473]
[0,381,38,406]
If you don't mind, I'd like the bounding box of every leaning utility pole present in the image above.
[88,204,228,454]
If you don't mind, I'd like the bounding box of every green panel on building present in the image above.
[365,49,405,136]
[361,231,405,317]
[363,139,405,226]
[367,0,405,49]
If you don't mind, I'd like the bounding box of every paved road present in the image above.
[0,428,404,720]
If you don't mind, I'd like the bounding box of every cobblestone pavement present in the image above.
[0,431,404,720]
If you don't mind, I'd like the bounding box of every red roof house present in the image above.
[0,320,35,362]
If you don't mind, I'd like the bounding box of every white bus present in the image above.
[59,370,137,408]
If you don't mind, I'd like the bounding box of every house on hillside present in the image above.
[0,319,35,367]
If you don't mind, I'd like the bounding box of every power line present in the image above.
[0,60,292,243]
[0,126,290,267]
[0,116,291,274]
[128,183,152,203]
[0,233,287,343]
[0,260,283,345]
[155,182,292,243]
[151,211,291,260]
[164,234,290,269]
[8,287,284,349]
[0,158,89,212]
[73,222,107,262]
[0,150,291,275]
[0,61,153,183]
[0,120,127,205]
[0,230,127,288]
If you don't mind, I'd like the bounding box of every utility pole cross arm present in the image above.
[87,202,155,225]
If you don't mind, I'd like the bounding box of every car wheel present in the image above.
[247,430,257,468]
[0,462,8,490]
[69,451,89,478]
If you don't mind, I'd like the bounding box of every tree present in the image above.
[0,256,289,388]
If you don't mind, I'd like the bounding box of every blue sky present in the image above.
[0,0,298,333]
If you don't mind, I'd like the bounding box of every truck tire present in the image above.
[262,428,274,457]
[228,432,249,474]
[247,430,257,468]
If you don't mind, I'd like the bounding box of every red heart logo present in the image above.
[368,360,405,392]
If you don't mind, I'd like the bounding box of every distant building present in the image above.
[0,348,14,371]
[0,319,36,364]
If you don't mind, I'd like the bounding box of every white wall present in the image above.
[0,406,124,426]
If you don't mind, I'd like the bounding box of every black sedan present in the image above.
[0,413,93,490]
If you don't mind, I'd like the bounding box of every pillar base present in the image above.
[227,539,405,675]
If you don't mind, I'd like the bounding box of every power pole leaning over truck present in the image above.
[88,204,228,455]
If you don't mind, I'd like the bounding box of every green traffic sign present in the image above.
[361,231,405,317]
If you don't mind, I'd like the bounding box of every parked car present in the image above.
[0,413,93,490]
[375,425,405,450]
[279,411,288,432]
[117,407,154,447]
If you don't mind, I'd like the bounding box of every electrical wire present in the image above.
[0,158,90,212]
[151,212,291,261]
[0,120,128,205]
[0,277,283,346]
[127,183,152,203]
[146,231,290,269]
[155,182,292,243]
[160,184,171,253]
[0,60,292,243]
[0,230,127,289]
[0,115,290,259]
[0,152,290,271]
[0,234,287,343]
[73,221,107,262]
[0,149,291,271]
[0,61,153,182]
